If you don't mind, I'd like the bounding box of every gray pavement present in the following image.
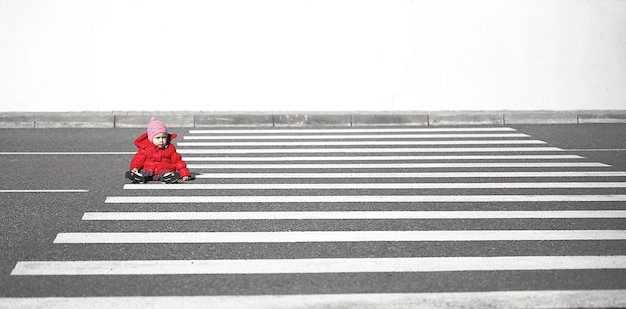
[0,124,625,308]
[1,110,626,128]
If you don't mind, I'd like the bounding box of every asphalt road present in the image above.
[0,124,625,308]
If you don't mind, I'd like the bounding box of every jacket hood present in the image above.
[134,132,178,148]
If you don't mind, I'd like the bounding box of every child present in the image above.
[125,117,191,183]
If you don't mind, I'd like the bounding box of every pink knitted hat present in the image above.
[147,117,167,141]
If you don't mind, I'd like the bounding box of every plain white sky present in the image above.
[1,0,625,112]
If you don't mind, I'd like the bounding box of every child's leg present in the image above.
[157,170,180,183]
[125,170,154,183]
[125,170,145,183]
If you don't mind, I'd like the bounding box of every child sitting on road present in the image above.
[125,117,191,183]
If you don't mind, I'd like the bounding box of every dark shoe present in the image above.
[125,171,146,183]
[161,171,180,184]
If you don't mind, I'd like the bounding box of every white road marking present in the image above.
[177,140,546,147]
[183,133,530,140]
[0,152,134,155]
[564,148,626,152]
[186,162,608,169]
[104,195,626,203]
[123,182,626,190]
[189,127,518,134]
[1,290,625,309]
[0,190,89,193]
[81,210,626,221]
[193,171,626,178]
[53,231,626,243]
[178,147,564,154]
[183,154,584,161]
[12,256,626,275]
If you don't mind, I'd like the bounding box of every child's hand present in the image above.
[131,168,139,173]
[182,176,190,181]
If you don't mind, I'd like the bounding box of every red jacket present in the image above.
[129,133,190,177]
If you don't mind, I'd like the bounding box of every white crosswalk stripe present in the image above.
[12,256,626,275]
[105,194,626,203]
[82,210,626,220]
[11,126,626,308]
[122,182,626,190]
[183,133,532,139]
[183,154,584,161]
[193,171,626,178]
[186,162,609,169]
[1,290,624,309]
[178,146,565,154]
[177,139,546,146]
[53,230,626,243]
[189,127,518,134]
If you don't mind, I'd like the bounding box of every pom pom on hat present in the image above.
[147,117,167,141]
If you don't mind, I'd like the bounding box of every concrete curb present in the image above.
[1,111,625,128]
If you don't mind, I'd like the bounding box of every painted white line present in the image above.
[564,148,626,152]
[1,290,625,309]
[0,190,89,193]
[53,231,626,243]
[183,133,530,140]
[11,256,626,275]
[178,147,564,154]
[0,152,134,155]
[193,171,626,178]
[183,154,584,161]
[123,182,626,190]
[82,210,626,221]
[189,127,518,134]
[187,162,608,169]
[177,140,546,147]
[104,195,626,204]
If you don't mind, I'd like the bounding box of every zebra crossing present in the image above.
[8,126,626,308]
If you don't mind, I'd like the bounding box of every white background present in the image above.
[1,0,625,112]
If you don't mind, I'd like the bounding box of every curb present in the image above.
[1,111,625,128]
